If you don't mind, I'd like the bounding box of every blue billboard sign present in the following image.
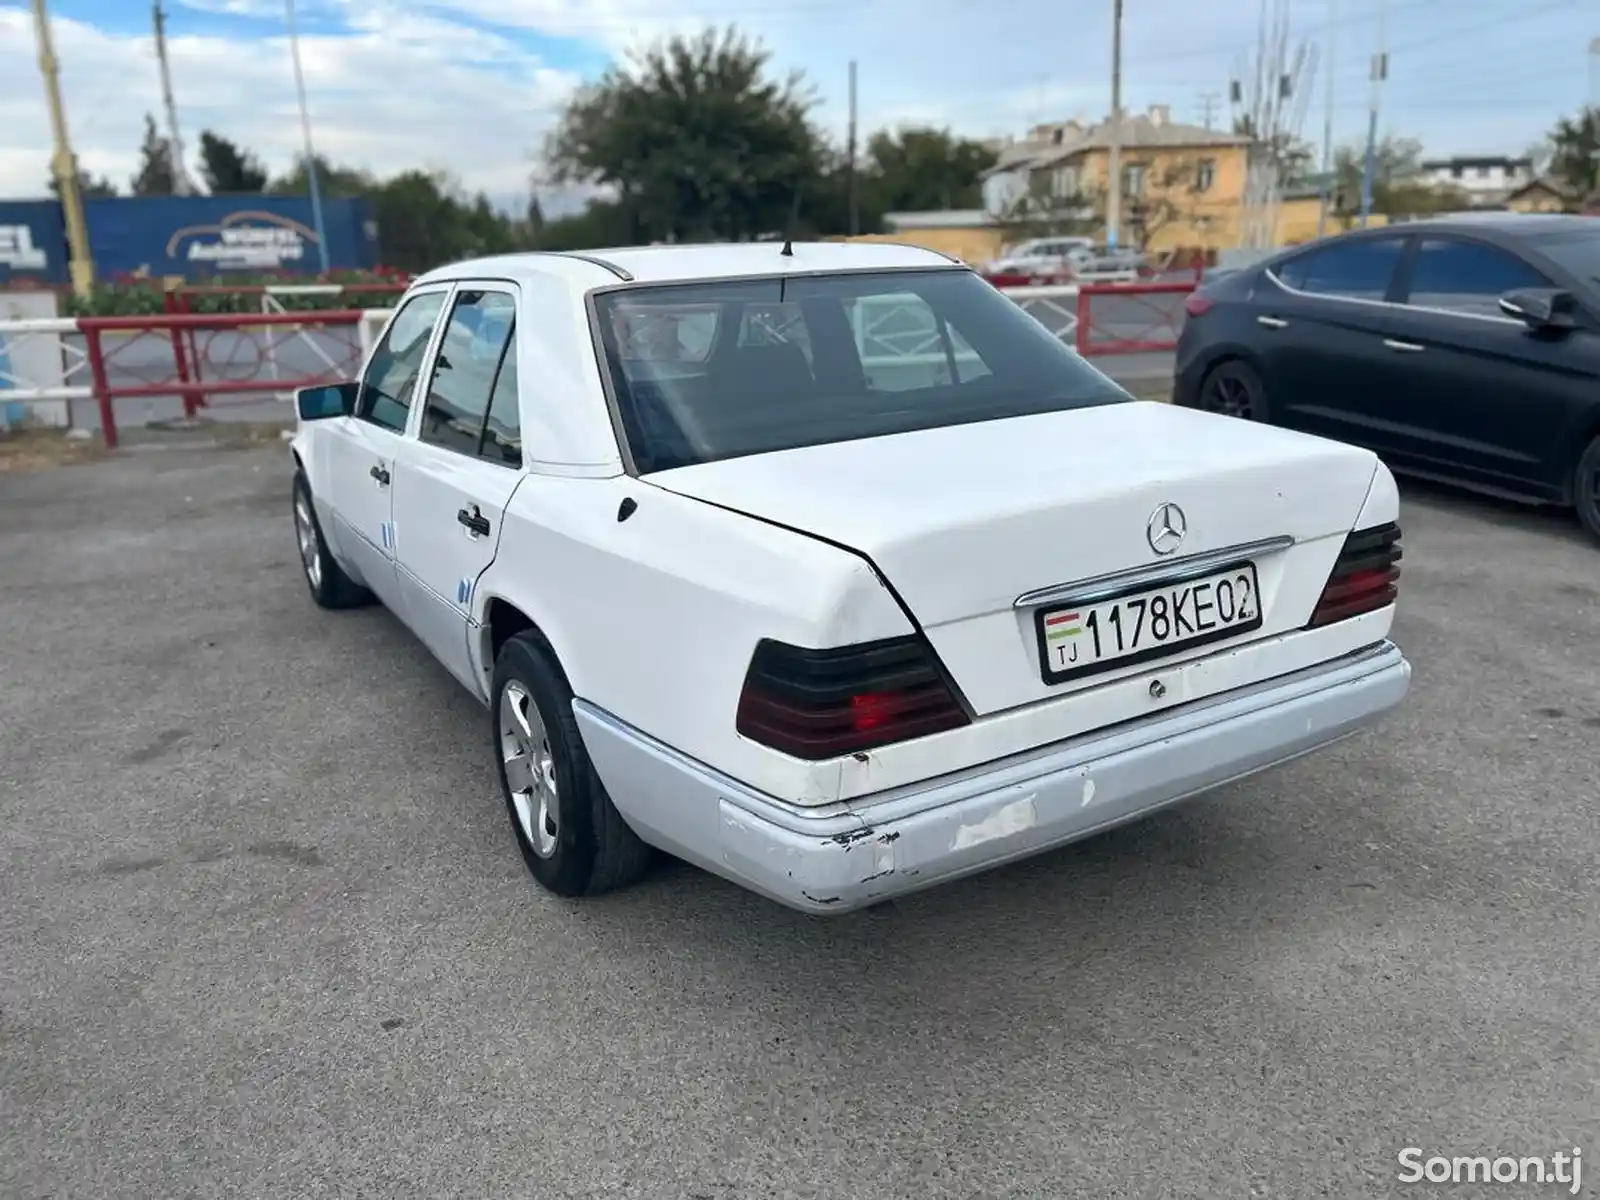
[0,201,69,285]
[0,194,378,284]
[84,195,377,279]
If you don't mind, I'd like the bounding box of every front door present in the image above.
[325,287,451,607]
[389,285,526,696]
[1378,234,1588,497]
[1252,234,1411,453]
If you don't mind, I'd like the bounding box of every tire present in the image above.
[293,469,372,609]
[1197,359,1268,422]
[491,633,653,898]
[1575,435,1600,546]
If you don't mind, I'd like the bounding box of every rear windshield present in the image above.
[591,268,1129,473]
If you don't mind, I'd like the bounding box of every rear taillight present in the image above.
[735,635,970,760]
[1183,292,1215,317]
[1307,522,1402,628]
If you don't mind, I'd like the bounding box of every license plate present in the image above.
[1034,560,1263,685]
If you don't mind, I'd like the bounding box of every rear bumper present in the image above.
[575,641,1410,915]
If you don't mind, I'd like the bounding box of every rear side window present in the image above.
[418,289,517,460]
[479,338,522,467]
[1274,238,1404,300]
[1403,239,1550,317]
[593,268,1128,473]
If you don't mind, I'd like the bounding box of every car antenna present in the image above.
[780,180,804,257]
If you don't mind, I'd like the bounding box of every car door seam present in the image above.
[465,469,532,628]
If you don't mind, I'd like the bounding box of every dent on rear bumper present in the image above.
[574,641,1411,915]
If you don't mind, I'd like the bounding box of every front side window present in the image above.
[593,268,1128,474]
[356,291,447,433]
[1527,230,1600,290]
[418,289,516,459]
[1403,239,1550,317]
[1274,237,1404,300]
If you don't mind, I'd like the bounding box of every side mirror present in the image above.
[1498,287,1577,333]
[296,381,358,421]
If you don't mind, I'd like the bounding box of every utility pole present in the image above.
[152,2,192,194]
[846,59,859,236]
[1106,0,1124,250]
[284,0,330,273]
[31,0,93,300]
[1358,0,1388,227]
[1197,91,1221,129]
[1317,0,1337,237]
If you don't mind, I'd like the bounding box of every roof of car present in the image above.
[412,240,962,290]
[1380,213,1596,237]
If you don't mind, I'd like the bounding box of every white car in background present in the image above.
[289,241,1411,915]
[984,236,1094,277]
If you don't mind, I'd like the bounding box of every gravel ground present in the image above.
[1,445,1595,1200]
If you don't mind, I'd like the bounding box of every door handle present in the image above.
[1257,315,1288,329]
[369,463,390,485]
[457,506,491,537]
[1382,338,1425,353]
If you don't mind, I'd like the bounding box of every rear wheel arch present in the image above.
[481,594,575,695]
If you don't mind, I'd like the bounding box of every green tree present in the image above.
[129,113,178,196]
[1330,135,1455,218]
[524,194,546,243]
[197,130,268,193]
[269,154,375,198]
[1545,106,1599,200]
[534,198,635,250]
[546,26,828,242]
[47,169,118,199]
[862,127,997,213]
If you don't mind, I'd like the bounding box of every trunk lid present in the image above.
[646,402,1381,715]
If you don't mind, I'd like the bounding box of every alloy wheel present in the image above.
[500,681,559,858]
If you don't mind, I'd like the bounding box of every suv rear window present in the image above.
[592,268,1128,473]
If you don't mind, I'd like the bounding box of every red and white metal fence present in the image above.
[0,277,1196,449]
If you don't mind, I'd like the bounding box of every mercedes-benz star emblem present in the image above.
[1146,502,1187,556]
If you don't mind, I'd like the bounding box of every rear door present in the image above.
[1252,234,1411,451]
[388,284,525,695]
[325,286,451,607]
[1377,234,1590,497]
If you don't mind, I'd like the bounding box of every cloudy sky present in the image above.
[0,0,1594,213]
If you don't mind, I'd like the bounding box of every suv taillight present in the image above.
[735,635,970,760]
[1307,521,1402,628]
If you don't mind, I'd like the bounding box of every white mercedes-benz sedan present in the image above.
[288,241,1411,914]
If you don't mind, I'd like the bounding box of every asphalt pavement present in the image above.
[3,445,1594,1199]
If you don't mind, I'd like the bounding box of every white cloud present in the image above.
[0,0,1588,213]
[0,6,579,208]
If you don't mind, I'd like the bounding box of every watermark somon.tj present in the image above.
[1398,1147,1583,1193]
